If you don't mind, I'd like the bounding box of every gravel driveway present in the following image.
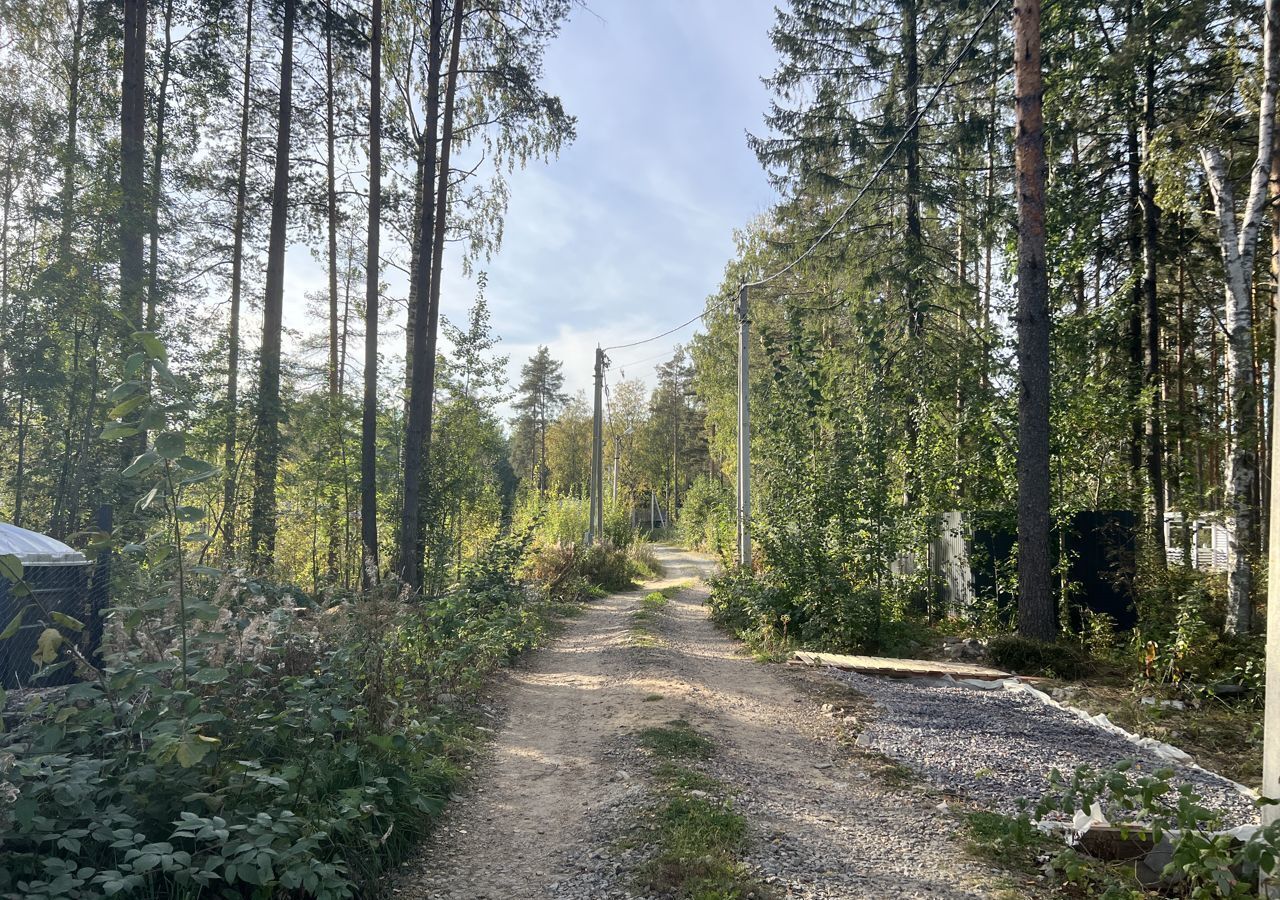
[830,670,1258,829]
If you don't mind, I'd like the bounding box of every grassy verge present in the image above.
[629,720,774,900]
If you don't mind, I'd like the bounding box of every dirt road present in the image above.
[395,546,1007,899]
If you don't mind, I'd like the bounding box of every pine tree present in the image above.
[512,346,568,495]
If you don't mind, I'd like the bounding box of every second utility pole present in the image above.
[589,347,605,544]
[736,284,752,569]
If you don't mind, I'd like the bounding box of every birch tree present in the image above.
[1199,0,1280,634]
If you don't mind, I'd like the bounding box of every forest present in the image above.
[2,0,1280,895]
[689,0,1280,665]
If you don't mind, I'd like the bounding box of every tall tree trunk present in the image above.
[1199,0,1279,635]
[223,0,254,560]
[1127,115,1144,499]
[146,0,174,340]
[982,34,997,392]
[1267,139,1280,551]
[413,0,467,570]
[1175,232,1187,513]
[399,0,444,589]
[0,143,13,383]
[324,0,341,582]
[1141,35,1166,561]
[120,0,146,340]
[326,6,340,401]
[59,0,85,270]
[361,0,382,588]
[1013,0,1054,641]
[13,393,28,528]
[901,0,923,507]
[249,0,296,570]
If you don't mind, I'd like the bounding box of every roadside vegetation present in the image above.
[0,339,662,898]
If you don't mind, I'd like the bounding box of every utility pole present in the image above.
[589,347,605,544]
[736,283,752,569]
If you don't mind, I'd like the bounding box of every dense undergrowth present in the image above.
[0,498,661,900]
[0,526,589,899]
[516,493,662,600]
[0,344,657,900]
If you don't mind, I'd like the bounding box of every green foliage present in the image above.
[643,791,758,900]
[642,590,670,611]
[961,810,1055,873]
[986,634,1090,679]
[707,565,919,656]
[964,809,1144,900]
[517,492,661,599]
[638,720,715,761]
[0,533,557,899]
[0,344,566,900]
[677,476,735,559]
[1036,762,1280,898]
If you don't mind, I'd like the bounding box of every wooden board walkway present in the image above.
[790,650,1015,681]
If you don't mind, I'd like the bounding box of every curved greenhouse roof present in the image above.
[0,523,89,566]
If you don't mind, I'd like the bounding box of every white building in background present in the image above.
[1163,512,1229,572]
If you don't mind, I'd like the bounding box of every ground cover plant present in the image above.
[630,720,771,900]
[0,338,644,899]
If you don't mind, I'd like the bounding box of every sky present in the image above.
[284,0,782,407]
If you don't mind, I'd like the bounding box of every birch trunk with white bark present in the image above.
[1199,0,1280,635]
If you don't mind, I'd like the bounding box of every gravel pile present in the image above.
[829,670,1258,828]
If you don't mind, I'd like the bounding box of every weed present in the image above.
[629,628,660,649]
[630,588,682,649]
[653,762,723,793]
[642,590,671,610]
[962,811,1052,872]
[642,693,665,702]
[644,791,764,899]
[987,634,1090,679]
[630,721,772,900]
[638,720,715,760]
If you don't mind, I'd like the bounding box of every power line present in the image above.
[614,346,685,373]
[601,296,732,353]
[599,0,1001,355]
[744,0,1003,292]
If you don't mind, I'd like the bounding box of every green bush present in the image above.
[0,529,558,900]
[677,476,735,559]
[1036,762,1279,897]
[527,538,658,600]
[707,562,904,655]
[987,633,1090,679]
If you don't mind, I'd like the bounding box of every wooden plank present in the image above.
[791,651,1015,681]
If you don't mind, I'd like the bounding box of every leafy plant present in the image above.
[1036,761,1280,898]
[0,338,572,900]
[987,634,1090,679]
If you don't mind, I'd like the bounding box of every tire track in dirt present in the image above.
[394,546,1010,899]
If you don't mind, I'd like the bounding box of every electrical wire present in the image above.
[613,346,685,373]
[744,0,1003,292]
[601,295,733,353]
[598,0,1002,349]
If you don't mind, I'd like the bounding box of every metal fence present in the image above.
[0,531,108,689]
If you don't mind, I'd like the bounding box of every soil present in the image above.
[392,546,1011,899]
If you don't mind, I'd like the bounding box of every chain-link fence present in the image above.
[0,523,107,689]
